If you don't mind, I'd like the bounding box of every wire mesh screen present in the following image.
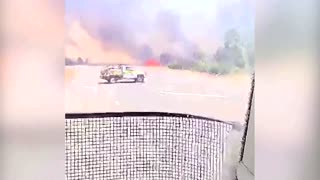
[65,113,233,180]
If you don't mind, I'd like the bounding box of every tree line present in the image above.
[66,28,254,75]
[165,28,254,75]
[65,57,88,66]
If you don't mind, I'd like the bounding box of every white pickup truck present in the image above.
[100,65,146,83]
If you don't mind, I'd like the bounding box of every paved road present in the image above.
[65,66,251,123]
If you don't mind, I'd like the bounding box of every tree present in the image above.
[77,57,84,64]
[214,28,247,69]
[224,28,240,48]
[244,42,254,71]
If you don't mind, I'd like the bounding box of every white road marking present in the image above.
[160,91,226,98]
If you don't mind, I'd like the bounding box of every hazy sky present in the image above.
[65,0,254,63]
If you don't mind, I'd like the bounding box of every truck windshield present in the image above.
[65,1,254,180]
[65,0,254,122]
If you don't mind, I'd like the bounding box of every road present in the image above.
[65,65,251,123]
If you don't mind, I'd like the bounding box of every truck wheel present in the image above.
[109,77,116,83]
[136,75,144,83]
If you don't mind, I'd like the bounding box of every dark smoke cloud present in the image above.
[155,10,184,42]
[66,0,254,64]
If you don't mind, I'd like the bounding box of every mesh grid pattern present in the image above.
[66,114,232,180]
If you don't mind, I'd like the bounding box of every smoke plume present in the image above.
[65,0,254,64]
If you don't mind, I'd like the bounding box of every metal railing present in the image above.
[65,112,233,180]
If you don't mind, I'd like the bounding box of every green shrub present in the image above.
[191,61,208,72]
[168,64,183,70]
[207,63,221,74]
[168,60,245,75]
[229,67,247,75]
[219,63,234,74]
[206,63,233,75]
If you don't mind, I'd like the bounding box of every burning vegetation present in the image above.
[65,0,254,74]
